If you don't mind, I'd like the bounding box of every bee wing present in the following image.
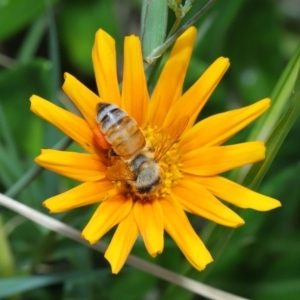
[106,159,135,182]
[154,116,189,162]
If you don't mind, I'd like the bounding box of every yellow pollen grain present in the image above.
[143,125,183,198]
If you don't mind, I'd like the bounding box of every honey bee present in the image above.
[95,102,188,198]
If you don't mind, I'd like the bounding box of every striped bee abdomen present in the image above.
[96,102,146,159]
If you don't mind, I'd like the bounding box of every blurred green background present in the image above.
[0,0,299,299]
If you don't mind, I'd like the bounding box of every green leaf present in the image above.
[58,1,120,76]
[4,136,72,200]
[254,280,300,300]
[141,0,168,59]
[0,60,52,153]
[144,0,216,64]
[231,43,300,183]
[248,43,300,143]
[0,270,109,299]
[0,105,22,187]
[0,216,14,277]
[0,0,58,42]
[17,16,47,63]
[107,268,157,300]
[243,63,300,189]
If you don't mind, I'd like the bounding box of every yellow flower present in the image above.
[30,27,281,274]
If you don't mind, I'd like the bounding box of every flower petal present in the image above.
[149,27,197,128]
[160,197,213,271]
[196,176,281,211]
[82,194,132,244]
[43,180,114,213]
[133,199,164,257]
[92,29,121,106]
[62,73,101,128]
[164,57,230,130]
[171,180,245,227]
[30,95,98,154]
[181,141,265,176]
[121,35,149,127]
[180,98,271,152]
[35,150,106,181]
[105,210,139,274]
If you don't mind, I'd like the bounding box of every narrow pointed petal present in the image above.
[82,194,132,244]
[92,29,121,106]
[196,176,281,211]
[164,57,230,130]
[121,35,149,127]
[30,95,98,154]
[43,180,114,213]
[133,199,164,257]
[181,141,265,176]
[180,99,271,152]
[35,150,106,181]
[149,27,197,127]
[171,180,245,227]
[62,73,101,128]
[160,197,213,271]
[105,210,139,274]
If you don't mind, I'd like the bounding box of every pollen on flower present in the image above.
[143,125,183,199]
[106,124,184,201]
[159,146,183,197]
